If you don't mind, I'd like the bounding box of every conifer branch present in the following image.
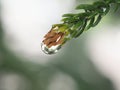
[42,0,120,54]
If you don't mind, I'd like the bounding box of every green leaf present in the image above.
[88,12,97,19]
[76,4,95,11]
[71,30,78,38]
[86,17,95,30]
[62,17,76,23]
[62,14,76,17]
[93,1,106,7]
[73,21,83,30]
[52,24,63,27]
[104,5,110,15]
[61,18,70,22]
[92,15,102,27]
[74,19,87,38]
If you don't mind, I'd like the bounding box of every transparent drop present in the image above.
[41,42,61,55]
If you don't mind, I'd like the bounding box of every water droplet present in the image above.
[41,42,61,55]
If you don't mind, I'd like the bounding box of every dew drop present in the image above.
[41,42,61,55]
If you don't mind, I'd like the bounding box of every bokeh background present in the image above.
[0,0,120,90]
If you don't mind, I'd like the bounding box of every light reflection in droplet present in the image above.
[41,42,61,55]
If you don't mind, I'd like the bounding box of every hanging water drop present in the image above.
[41,42,61,54]
[41,25,69,54]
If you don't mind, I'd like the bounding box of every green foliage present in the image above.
[42,0,120,54]
[60,0,120,38]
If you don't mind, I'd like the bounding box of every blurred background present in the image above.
[0,0,120,90]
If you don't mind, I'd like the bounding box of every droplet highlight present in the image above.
[41,42,61,55]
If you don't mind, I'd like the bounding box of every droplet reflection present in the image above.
[41,42,61,55]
